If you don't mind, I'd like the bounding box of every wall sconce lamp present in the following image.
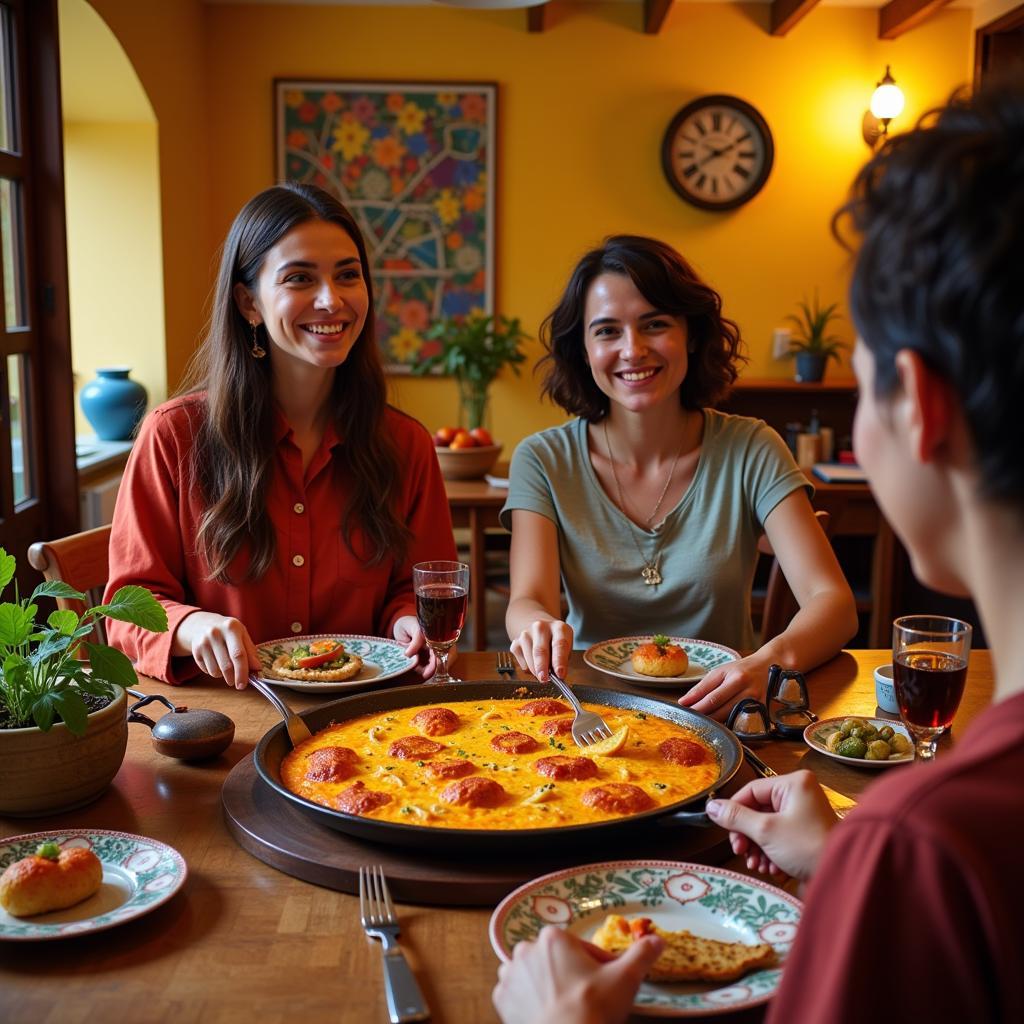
[862,66,905,148]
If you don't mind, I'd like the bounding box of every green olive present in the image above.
[837,736,868,759]
[889,733,913,755]
[865,740,892,761]
[877,726,895,742]
[840,718,867,736]
[825,731,845,753]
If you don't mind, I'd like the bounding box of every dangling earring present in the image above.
[249,321,267,359]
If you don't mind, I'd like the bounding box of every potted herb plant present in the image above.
[0,547,168,816]
[412,313,531,430]
[786,293,849,383]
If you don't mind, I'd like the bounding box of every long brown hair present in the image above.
[181,182,410,582]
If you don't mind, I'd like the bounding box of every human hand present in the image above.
[493,925,662,1024]
[705,770,838,882]
[677,656,765,721]
[174,611,260,690]
[510,619,574,681]
[393,614,448,680]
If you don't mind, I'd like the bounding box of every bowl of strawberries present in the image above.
[433,426,502,480]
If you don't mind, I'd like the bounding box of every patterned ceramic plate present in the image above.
[0,829,186,942]
[490,860,801,1017]
[257,633,417,693]
[804,716,914,768]
[584,637,741,688]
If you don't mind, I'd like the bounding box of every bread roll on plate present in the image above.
[0,842,103,917]
[631,635,689,677]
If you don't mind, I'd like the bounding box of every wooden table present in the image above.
[0,650,994,1023]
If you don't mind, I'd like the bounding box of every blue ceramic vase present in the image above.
[79,367,148,441]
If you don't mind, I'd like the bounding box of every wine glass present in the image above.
[892,615,972,761]
[413,560,469,685]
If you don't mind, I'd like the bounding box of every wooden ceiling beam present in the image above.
[527,5,546,33]
[770,0,822,36]
[879,0,954,39]
[644,0,674,35]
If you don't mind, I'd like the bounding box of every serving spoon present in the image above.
[248,673,312,746]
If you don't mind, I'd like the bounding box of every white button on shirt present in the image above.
[291,622,303,634]
[292,554,305,567]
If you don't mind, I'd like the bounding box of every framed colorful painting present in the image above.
[275,80,496,372]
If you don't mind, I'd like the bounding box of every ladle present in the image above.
[247,674,312,746]
[127,690,235,760]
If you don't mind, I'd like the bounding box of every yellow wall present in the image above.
[64,120,167,433]
[85,0,211,390]
[92,1,972,451]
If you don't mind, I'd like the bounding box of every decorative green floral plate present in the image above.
[257,633,417,693]
[490,860,801,1017]
[804,715,914,769]
[584,637,741,689]
[0,829,186,942]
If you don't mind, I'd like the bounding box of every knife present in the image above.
[740,742,852,819]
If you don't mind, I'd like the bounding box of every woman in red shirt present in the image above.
[493,83,1024,1024]
[105,183,456,687]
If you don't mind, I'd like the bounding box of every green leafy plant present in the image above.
[0,548,168,735]
[786,293,848,363]
[412,314,531,429]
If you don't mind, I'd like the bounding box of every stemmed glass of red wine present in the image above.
[413,560,469,685]
[892,615,972,761]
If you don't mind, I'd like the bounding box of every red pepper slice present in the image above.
[296,639,344,669]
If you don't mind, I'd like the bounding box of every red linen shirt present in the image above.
[105,395,457,682]
[768,690,1024,1024]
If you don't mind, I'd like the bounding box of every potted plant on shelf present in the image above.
[786,293,848,383]
[0,548,168,816]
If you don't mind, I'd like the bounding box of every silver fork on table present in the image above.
[359,865,430,1023]
[547,669,613,749]
[496,650,516,677]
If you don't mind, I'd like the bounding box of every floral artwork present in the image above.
[275,81,496,372]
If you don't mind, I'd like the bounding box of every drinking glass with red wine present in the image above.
[413,560,469,685]
[892,615,972,761]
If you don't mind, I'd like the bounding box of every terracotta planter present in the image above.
[0,687,128,817]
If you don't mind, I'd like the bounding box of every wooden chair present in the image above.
[758,510,833,643]
[27,524,112,644]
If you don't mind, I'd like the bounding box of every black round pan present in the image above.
[253,680,742,851]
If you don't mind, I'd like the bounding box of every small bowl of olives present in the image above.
[804,716,915,768]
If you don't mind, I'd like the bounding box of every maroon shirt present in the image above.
[768,691,1024,1023]
[105,395,456,682]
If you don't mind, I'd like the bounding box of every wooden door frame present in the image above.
[975,3,1024,87]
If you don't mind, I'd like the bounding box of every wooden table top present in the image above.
[0,649,995,1024]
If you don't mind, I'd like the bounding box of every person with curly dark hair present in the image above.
[495,81,1024,1024]
[105,183,456,688]
[502,235,856,717]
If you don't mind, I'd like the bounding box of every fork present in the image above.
[359,865,430,1023]
[496,650,516,678]
[547,669,613,748]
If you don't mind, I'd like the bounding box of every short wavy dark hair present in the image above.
[537,235,746,420]
[835,80,1024,507]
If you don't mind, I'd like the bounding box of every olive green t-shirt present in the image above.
[500,410,811,651]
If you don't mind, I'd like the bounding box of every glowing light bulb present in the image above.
[870,67,904,121]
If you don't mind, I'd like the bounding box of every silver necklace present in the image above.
[602,418,685,586]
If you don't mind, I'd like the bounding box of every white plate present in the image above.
[257,633,417,693]
[803,716,914,768]
[584,636,741,688]
[490,859,801,1017]
[0,829,186,941]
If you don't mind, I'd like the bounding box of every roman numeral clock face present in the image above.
[661,96,774,211]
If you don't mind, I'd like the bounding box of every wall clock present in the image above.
[661,95,774,211]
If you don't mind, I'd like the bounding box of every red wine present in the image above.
[894,650,967,730]
[416,584,467,644]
